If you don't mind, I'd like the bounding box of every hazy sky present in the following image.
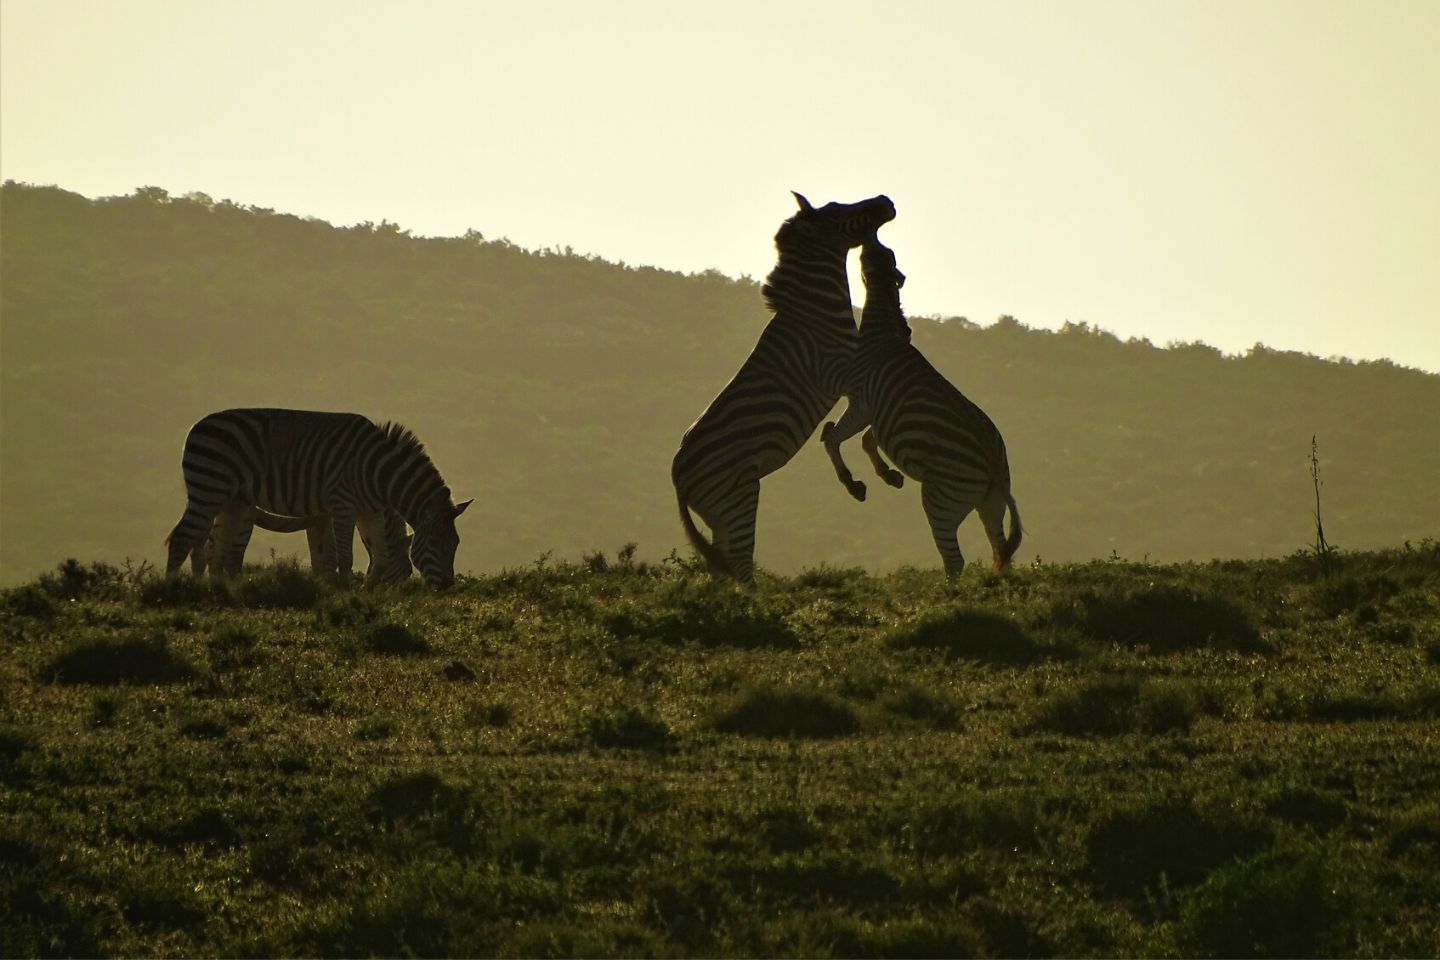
[3,0,1438,372]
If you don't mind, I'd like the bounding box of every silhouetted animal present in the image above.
[822,236,1021,575]
[165,409,469,588]
[671,192,896,583]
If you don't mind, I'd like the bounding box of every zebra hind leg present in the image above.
[921,483,974,579]
[167,502,224,575]
[210,501,257,577]
[697,477,760,585]
[977,490,1017,572]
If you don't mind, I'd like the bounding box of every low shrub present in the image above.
[46,634,195,686]
[587,707,675,752]
[1054,583,1266,653]
[1087,797,1273,899]
[886,607,1045,665]
[1176,845,1359,957]
[711,686,860,739]
[1028,676,1206,737]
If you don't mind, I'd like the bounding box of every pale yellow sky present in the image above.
[3,0,1437,371]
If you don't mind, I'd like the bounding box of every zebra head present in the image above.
[860,235,906,291]
[784,192,897,252]
[410,497,472,589]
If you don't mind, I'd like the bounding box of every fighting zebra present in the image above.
[671,192,896,583]
[821,236,1022,576]
[204,507,412,584]
[166,409,470,589]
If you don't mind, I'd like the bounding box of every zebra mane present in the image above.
[759,217,798,314]
[377,420,452,499]
[378,420,427,458]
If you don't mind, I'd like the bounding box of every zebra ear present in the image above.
[791,191,814,213]
[452,499,473,518]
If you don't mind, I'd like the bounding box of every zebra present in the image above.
[166,409,470,589]
[821,235,1022,576]
[204,506,412,583]
[671,191,897,583]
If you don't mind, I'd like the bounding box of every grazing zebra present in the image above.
[166,409,470,588]
[205,506,412,583]
[822,236,1022,575]
[671,191,897,583]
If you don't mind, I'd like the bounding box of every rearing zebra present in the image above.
[205,506,412,583]
[822,236,1022,576]
[671,192,896,583]
[166,409,470,588]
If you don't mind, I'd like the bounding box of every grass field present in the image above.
[3,545,1439,957]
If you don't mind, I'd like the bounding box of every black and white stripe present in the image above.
[671,192,896,582]
[166,408,469,588]
[822,236,1022,576]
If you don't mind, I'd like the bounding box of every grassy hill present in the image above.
[2,181,1438,584]
[3,548,1438,956]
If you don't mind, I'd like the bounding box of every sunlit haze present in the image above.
[3,0,1438,372]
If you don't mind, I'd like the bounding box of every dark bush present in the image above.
[364,621,429,656]
[887,607,1045,665]
[1176,846,1359,957]
[712,686,860,739]
[607,594,798,650]
[1055,583,1266,653]
[47,634,195,685]
[37,559,129,601]
[877,684,964,730]
[1087,798,1272,899]
[232,560,324,609]
[587,707,674,752]
[1029,676,1203,736]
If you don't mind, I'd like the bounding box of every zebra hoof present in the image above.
[884,471,905,489]
[821,421,836,443]
[847,480,867,502]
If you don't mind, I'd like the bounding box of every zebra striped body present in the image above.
[166,409,469,588]
[205,507,412,583]
[671,192,896,582]
[822,237,1021,575]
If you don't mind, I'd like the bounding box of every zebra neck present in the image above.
[378,452,450,528]
[861,302,911,342]
[761,249,854,324]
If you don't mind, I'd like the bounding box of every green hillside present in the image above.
[3,550,1438,955]
[2,182,1437,583]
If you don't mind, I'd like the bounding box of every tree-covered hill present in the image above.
[2,182,1436,583]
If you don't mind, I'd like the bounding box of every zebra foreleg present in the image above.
[861,429,905,489]
[921,483,974,579]
[821,403,873,502]
[325,511,358,586]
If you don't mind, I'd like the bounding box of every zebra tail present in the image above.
[252,509,311,534]
[997,493,1023,570]
[675,489,736,578]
